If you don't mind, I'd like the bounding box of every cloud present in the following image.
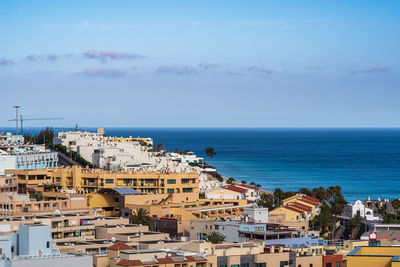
[305,65,322,71]
[83,50,145,63]
[25,54,59,62]
[248,64,275,75]
[78,68,127,77]
[156,65,199,75]
[0,58,15,66]
[362,66,389,74]
[198,63,220,70]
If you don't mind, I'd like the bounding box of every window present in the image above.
[231,265,240,267]
[335,263,340,267]
[215,225,219,230]
[183,188,193,193]
[167,179,176,184]
[326,264,332,267]
[280,261,288,267]
[11,246,14,253]
[209,264,213,267]
[105,179,114,184]
[241,264,249,267]
[256,264,266,267]
[56,177,61,182]
[167,189,175,193]
[47,241,50,248]
[182,179,190,183]
[310,265,313,267]
[220,265,227,267]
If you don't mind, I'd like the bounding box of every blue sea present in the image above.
[3,127,400,202]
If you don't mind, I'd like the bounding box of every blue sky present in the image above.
[0,0,399,127]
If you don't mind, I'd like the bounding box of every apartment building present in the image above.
[205,184,261,201]
[0,175,17,193]
[347,246,400,267]
[6,165,199,194]
[0,223,93,267]
[0,192,87,216]
[0,136,58,175]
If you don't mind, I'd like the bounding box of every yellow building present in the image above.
[6,165,199,194]
[270,204,310,222]
[283,193,321,216]
[347,246,400,267]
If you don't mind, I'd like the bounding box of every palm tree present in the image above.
[250,181,256,186]
[241,180,247,184]
[132,208,151,226]
[207,231,225,244]
[156,143,164,152]
[256,184,261,188]
[204,147,216,166]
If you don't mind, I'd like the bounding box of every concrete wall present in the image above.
[9,255,93,267]
[18,224,52,256]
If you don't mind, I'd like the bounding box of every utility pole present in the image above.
[13,105,21,135]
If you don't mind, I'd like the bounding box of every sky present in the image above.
[0,0,399,127]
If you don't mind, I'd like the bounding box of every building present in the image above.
[182,240,293,267]
[360,223,400,241]
[205,184,261,201]
[283,194,321,216]
[0,133,58,175]
[344,200,383,221]
[0,223,92,267]
[347,246,400,267]
[323,254,343,267]
[264,235,328,248]
[0,192,87,216]
[0,175,17,193]
[6,165,199,194]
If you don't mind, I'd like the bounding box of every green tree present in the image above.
[227,177,235,184]
[241,180,247,184]
[273,188,285,205]
[250,181,256,186]
[258,193,274,210]
[131,208,151,226]
[207,231,225,244]
[30,191,43,201]
[256,184,261,188]
[299,187,312,196]
[392,199,400,210]
[204,147,216,165]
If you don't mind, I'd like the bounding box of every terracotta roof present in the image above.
[117,259,142,266]
[282,206,305,214]
[237,184,259,190]
[302,195,320,204]
[290,202,312,212]
[298,197,320,206]
[107,241,134,251]
[223,185,247,194]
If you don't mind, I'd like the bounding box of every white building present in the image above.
[205,184,260,201]
[345,200,383,221]
[243,207,269,223]
[55,130,222,192]
[0,133,58,175]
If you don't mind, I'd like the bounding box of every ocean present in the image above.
[3,127,400,202]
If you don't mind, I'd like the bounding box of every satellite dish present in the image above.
[111,237,116,243]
